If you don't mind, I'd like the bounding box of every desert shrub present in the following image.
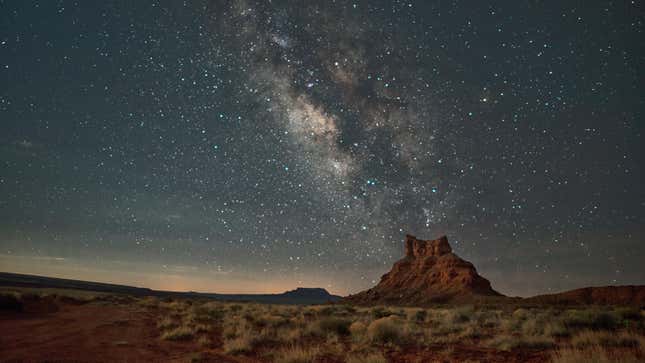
[448,305,474,324]
[564,309,618,330]
[571,331,639,348]
[183,309,201,324]
[197,335,211,347]
[545,321,570,337]
[436,325,465,337]
[367,316,404,344]
[317,304,356,316]
[274,346,320,363]
[188,352,211,363]
[222,322,238,339]
[474,310,500,328]
[414,309,427,323]
[276,326,304,342]
[254,314,291,329]
[160,325,194,341]
[0,292,23,311]
[614,307,641,321]
[521,316,548,336]
[512,308,530,321]
[347,352,388,363]
[161,300,189,311]
[487,334,554,351]
[268,315,292,328]
[340,305,358,314]
[194,302,225,321]
[323,334,344,355]
[157,316,178,330]
[317,305,340,316]
[349,321,367,337]
[520,335,555,349]
[242,312,256,323]
[193,323,212,333]
[302,307,317,319]
[138,296,159,308]
[501,315,522,333]
[223,332,255,355]
[371,306,398,319]
[458,324,482,340]
[314,317,351,336]
[551,347,642,363]
[228,304,243,313]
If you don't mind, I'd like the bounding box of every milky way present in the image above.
[1,1,644,295]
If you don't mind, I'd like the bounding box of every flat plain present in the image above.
[1,287,644,363]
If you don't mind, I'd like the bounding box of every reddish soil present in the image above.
[0,297,552,363]
[0,298,232,363]
[389,345,547,363]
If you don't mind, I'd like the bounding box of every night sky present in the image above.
[1,1,644,296]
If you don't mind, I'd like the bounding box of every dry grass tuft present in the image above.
[571,331,639,348]
[349,321,367,340]
[157,316,179,330]
[563,309,618,330]
[551,346,643,363]
[346,352,388,363]
[486,333,554,351]
[316,317,351,336]
[160,325,194,341]
[223,332,255,355]
[274,345,320,363]
[367,316,405,345]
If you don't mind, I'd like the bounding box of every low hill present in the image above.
[525,285,645,306]
[0,272,341,305]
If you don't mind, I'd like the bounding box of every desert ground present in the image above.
[1,287,644,363]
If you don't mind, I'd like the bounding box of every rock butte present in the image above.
[345,234,645,307]
[345,234,501,306]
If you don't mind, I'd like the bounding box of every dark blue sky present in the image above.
[1,0,643,295]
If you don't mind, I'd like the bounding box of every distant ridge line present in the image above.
[0,271,341,305]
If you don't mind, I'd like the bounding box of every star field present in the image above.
[1,1,644,296]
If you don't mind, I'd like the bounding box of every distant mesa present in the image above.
[283,287,335,299]
[345,234,502,305]
[0,272,341,305]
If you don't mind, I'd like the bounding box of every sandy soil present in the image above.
[0,298,232,363]
[0,297,551,363]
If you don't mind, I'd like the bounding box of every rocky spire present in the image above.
[404,234,452,258]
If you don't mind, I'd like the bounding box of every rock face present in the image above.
[345,234,502,305]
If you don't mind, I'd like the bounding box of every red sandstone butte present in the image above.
[345,235,501,306]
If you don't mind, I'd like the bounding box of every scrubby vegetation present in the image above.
[145,296,645,362]
[2,286,645,362]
